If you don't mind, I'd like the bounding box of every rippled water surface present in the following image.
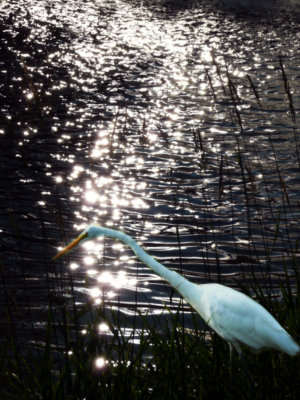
[1,0,300,344]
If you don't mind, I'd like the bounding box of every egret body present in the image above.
[53,225,299,356]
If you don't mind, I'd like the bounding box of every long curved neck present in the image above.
[101,228,187,290]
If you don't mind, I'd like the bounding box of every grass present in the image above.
[1,20,299,399]
[1,265,300,400]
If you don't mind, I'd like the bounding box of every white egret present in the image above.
[53,225,299,357]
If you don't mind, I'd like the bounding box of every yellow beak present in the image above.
[52,232,88,261]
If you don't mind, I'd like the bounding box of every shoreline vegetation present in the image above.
[0,4,299,396]
[1,275,300,399]
[1,59,300,399]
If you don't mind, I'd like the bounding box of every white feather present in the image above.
[54,225,300,356]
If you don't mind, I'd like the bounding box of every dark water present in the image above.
[0,0,300,349]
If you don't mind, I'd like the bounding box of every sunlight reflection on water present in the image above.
[0,0,299,349]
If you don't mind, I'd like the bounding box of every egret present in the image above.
[53,225,299,357]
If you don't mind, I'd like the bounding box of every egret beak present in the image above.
[52,232,88,261]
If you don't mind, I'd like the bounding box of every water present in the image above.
[0,0,299,347]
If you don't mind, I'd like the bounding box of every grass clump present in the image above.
[1,282,300,400]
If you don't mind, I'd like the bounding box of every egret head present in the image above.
[52,224,105,261]
[83,224,107,239]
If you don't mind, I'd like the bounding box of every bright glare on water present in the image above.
[0,0,299,342]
